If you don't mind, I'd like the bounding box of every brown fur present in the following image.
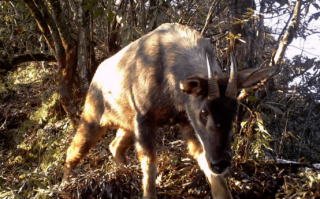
[63,23,275,198]
[109,129,135,165]
[179,123,232,199]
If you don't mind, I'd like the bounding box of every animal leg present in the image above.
[63,87,107,182]
[179,123,232,199]
[63,120,107,182]
[135,114,157,199]
[109,128,135,165]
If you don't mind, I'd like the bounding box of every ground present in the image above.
[0,63,319,199]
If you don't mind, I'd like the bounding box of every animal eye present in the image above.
[201,109,209,117]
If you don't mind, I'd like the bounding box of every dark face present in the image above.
[187,96,238,174]
[180,53,275,174]
[179,54,238,174]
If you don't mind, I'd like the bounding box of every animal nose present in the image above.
[210,159,231,174]
[209,151,232,174]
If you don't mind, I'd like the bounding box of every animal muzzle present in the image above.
[209,151,232,174]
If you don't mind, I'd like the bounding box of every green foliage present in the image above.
[0,62,73,198]
[8,63,44,85]
[0,1,40,59]
[30,92,60,124]
[107,8,114,23]
[301,170,320,192]
[93,7,103,19]
[233,102,272,162]
[1,0,319,198]
[0,80,9,101]
[226,32,246,44]
[1,119,72,198]
[247,96,260,102]
[84,0,98,12]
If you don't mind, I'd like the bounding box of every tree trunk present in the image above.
[108,0,124,54]
[229,0,256,70]
[24,0,56,57]
[77,0,90,92]
[140,0,146,28]
[88,13,98,82]
[25,0,83,125]
[59,44,79,124]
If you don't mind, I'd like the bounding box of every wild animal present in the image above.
[63,23,275,199]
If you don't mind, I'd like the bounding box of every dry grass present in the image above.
[0,62,319,199]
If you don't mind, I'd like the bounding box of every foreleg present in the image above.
[135,114,157,199]
[179,123,232,199]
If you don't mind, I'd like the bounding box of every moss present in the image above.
[18,120,37,134]
[11,63,44,85]
[0,81,8,100]
[30,92,60,124]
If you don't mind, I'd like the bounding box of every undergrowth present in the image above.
[0,62,73,198]
[0,62,319,199]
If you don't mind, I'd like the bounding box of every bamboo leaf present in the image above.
[93,7,103,19]
[32,179,47,189]
[238,38,246,43]
[263,104,284,114]
[241,118,249,128]
[133,27,144,36]
[107,9,114,23]
[247,96,260,102]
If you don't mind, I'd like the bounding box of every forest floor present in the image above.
[0,63,319,199]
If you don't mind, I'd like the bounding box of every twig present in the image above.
[299,99,313,158]
[0,118,6,130]
[201,0,221,35]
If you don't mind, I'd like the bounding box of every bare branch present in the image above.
[201,0,221,35]
[273,0,302,65]
[276,9,293,47]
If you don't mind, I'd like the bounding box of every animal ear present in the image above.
[217,67,275,90]
[237,67,276,89]
[179,77,207,97]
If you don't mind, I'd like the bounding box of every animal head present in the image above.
[180,54,275,174]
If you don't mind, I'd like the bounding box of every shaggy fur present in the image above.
[63,23,275,199]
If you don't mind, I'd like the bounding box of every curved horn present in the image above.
[206,53,220,99]
[225,53,237,98]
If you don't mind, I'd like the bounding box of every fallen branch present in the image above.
[0,53,56,71]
